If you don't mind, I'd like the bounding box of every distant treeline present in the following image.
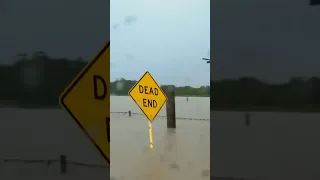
[210,77,320,111]
[0,52,209,108]
[1,52,320,111]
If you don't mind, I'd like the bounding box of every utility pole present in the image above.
[202,58,210,64]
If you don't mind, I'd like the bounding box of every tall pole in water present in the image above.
[202,58,210,64]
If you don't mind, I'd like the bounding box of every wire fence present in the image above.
[110,111,209,121]
[0,155,254,179]
[0,111,209,176]
[0,155,107,174]
[0,157,257,180]
[211,176,257,180]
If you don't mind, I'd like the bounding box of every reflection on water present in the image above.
[111,113,210,180]
[0,96,209,179]
[110,96,210,180]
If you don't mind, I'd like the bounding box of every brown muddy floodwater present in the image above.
[0,96,209,179]
[110,96,210,180]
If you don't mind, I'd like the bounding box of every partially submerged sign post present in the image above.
[59,42,110,164]
[128,71,167,149]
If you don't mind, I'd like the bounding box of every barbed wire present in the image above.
[1,157,58,165]
[0,112,208,175]
[0,158,256,180]
[110,111,209,121]
[66,160,107,168]
[211,176,257,180]
[0,156,107,169]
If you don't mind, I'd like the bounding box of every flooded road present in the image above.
[3,96,320,179]
[0,107,109,179]
[0,96,210,179]
[211,111,320,180]
[111,113,210,180]
[110,96,210,180]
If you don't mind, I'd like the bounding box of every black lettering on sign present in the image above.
[143,98,147,107]
[154,88,158,96]
[139,85,144,93]
[142,98,157,108]
[153,100,157,108]
[144,86,149,94]
[93,75,106,100]
[149,86,154,95]
[138,85,159,96]
[106,117,110,142]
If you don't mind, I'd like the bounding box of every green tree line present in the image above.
[1,52,320,111]
[210,77,320,111]
[0,52,208,108]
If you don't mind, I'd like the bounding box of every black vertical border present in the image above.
[107,0,110,170]
[210,0,213,179]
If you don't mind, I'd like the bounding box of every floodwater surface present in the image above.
[110,96,210,180]
[0,96,210,179]
[3,96,320,179]
[211,111,320,180]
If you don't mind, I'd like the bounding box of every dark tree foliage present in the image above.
[2,52,320,111]
[210,77,320,111]
[0,52,209,108]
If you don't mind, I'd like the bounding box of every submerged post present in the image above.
[60,154,67,174]
[166,85,176,128]
[245,112,251,127]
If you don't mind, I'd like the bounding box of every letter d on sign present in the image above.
[93,75,107,100]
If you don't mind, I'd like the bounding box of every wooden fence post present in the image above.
[60,154,67,174]
[245,112,251,127]
[166,85,176,128]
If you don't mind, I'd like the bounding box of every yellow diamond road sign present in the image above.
[59,42,110,164]
[129,71,167,122]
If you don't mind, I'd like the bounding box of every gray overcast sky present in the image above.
[212,0,320,83]
[0,0,210,87]
[0,0,109,66]
[5,1,319,85]
[111,0,210,87]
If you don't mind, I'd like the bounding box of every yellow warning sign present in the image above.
[129,71,167,122]
[59,42,110,164]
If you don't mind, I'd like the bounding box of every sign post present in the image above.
[148,121,154,149]
[59,42,110,164]
[128,71,167,149]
